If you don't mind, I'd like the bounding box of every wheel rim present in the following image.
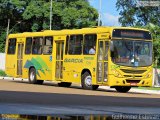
[30,71,35,81]
[84,76,92,87]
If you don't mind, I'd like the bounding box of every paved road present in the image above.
[0,79,160,114]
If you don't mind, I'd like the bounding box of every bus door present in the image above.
[17,41,24,76]
[97,39,109,84]
[55,41,64,80]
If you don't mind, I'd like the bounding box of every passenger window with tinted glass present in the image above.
[32,37,43,54]
[43,37,53,54]
[7,38,16,54]
[68,35,83,55]
[25,37,32,54]
[83,34,97,55]
[65,36,69,54]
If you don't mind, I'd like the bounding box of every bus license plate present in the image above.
[130,83,137,86]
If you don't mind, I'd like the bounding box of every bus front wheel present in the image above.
[115,86,131,93]
[81,72,99,90]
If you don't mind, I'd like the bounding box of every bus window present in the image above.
[65,36,69,54]
[25,37,32,54]
[83,34,97,55]
[32,37,43,54]
[7,38,16,54]
[68,35,83,55]
[104,41,109,60]
[43,36,53,55]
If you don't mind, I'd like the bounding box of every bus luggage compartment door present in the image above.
[97,40,109,84]
[55,41,64,80]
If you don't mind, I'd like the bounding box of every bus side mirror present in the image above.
[110,41,114,52]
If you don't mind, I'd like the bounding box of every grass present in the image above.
[137,87,160,90]
[0,70,6,77]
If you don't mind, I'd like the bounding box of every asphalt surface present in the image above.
[0,79,160,115]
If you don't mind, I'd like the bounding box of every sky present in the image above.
[89,0,120,26]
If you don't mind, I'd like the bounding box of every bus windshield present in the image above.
[111,40,152,67]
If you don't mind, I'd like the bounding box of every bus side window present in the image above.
[32,37,43,54]
[83,34,97,55]
[65,36,69,54]
[68,35,83,55]
[43,36,53,55]
[25,37,32,54]
[7,38,16,54]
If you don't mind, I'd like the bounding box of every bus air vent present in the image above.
[124,75,132,77]
[120,69,146,74]
[126,80,140,84]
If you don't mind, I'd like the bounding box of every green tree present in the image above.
[0,0,27,52]
[22,0,98,31]
[0,0,98,52]
[116,0,160,26]
[145,24,160,66]
[116,0,160,65]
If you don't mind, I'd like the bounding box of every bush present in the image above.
[0,70,6,76]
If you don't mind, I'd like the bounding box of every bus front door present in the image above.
[17,42,24,76]
[97,40,109,84]
[55,41,64,80]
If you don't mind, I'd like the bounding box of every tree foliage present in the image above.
[116,0,160,26]
[0,0,98,52]
[147,24,160,65]
[116,0,160,65]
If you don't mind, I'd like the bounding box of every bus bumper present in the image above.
[108,75,152,87]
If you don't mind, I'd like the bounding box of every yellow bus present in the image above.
[5,26,153,92]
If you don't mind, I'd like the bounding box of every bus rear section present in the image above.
[5,34,54,83]
[5,37,25,78]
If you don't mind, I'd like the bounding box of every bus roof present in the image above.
[8,26,150,38]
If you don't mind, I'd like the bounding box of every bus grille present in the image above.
[126,80,140,83]
[120,69,146,74]
[124,75,142,78]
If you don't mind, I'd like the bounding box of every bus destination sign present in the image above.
[112,29,152,40]
[121,31,144,38]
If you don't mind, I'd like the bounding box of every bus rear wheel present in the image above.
[115,86,131,93]
[81,72,99,90]
[36,80,44,84]
[58,82,72,87]
[29,68,43,84]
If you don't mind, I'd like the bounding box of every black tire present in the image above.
[81,72,99,90]
[29,68,44,84]
[58,82,72,87]
[115,86,131,93]
[92,85,99,90]
[36,80,44,85]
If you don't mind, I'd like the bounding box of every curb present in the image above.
[0,77,28,81]
[130,88,160,95]
[0,77,14,80]
[99,86,160,95]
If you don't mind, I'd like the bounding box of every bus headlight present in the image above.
[112,70,122,77]
[145,71,152,78]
